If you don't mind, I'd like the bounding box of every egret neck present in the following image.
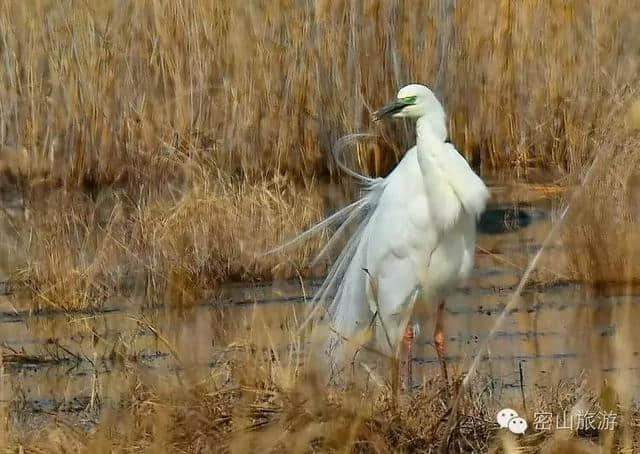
[416,112,447,143]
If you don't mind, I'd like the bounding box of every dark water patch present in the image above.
[3,350,171,376]
[1,353,77,368]
[9,396,93,414]
[478,205,547,234]
[0,305,122,324]
[0,280,14,296]
[413,351,580,366]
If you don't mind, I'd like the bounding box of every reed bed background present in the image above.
[1,0,640,452]
[0,0,639,302]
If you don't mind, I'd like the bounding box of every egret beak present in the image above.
[372,99,408,121]
[373,99,408,121]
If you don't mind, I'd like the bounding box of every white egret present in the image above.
[275,84,489,384]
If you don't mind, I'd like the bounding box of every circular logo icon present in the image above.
[508,416,528,434]
[496,408,519,429]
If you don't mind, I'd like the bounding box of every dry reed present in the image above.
[1,1,640,452]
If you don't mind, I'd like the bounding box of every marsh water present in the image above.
[2,178,640,432]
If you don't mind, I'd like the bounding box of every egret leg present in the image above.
[434,300,449,384]
[402,324,414,391]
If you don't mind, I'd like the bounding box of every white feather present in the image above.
[320,86,489,376]
[269,84,489,379]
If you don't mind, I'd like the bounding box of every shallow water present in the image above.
[1,179,639,431]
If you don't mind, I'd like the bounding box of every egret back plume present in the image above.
[298,176,386,331]
[309,198,368,267]
[261,198,366,256]
[261,133,378,257]
[330,133,377,183]
[262,133,386,333]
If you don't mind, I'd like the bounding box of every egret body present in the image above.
[275,84,489,384]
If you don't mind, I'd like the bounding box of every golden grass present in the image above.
[1,1,640,452]
[1,0,639,175]
[0,0,639,304]
[561,97,640,287]
[4,171,324,311]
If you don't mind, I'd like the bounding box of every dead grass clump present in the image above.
[135,174,325,291]
[12,188,131,312]
[4,354,493,452]
[6,355,640,453]
[4,172,323,311]
[561,96,640,286]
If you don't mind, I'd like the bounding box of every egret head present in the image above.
[373,84,447,139]
[373,84,444,120]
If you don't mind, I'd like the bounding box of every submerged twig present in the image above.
[128,315,184,366]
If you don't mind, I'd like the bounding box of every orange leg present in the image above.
[434,300,449,384]
[402,324,414,391]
